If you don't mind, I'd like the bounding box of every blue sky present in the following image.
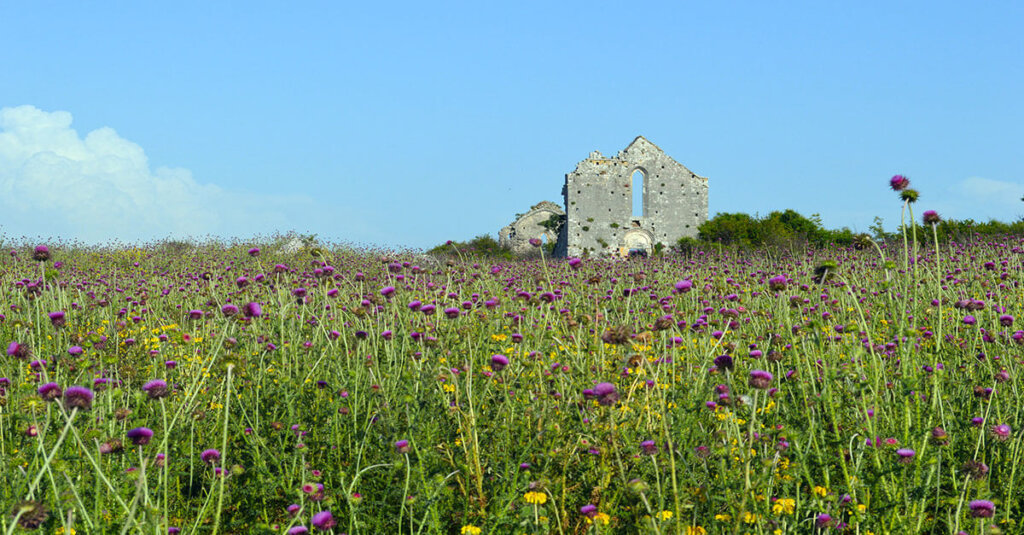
[1,1,1021,248]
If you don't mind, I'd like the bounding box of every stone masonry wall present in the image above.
[559,136,707,258]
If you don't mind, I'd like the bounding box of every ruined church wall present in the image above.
[563,157,633,256]
[561,139,708,257]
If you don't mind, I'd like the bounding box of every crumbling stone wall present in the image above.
[498,201,564,255]
[556,136,708,257]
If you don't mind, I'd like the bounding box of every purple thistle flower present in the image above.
[999,314,1015,327]
[962,460,989,479]
[243,302,262,318]
[443,307,460,319]
[491,354,509,371]
[922,210,941,225]
[395,440,411,454]
[528,238,542,247]
[381,286,396,297]
[68,345,83,356]
[420,304,436,315]
[748,370,773,390]
[963,315,977,326]
[38,382,62,402]
[969,499,995,518]
[247,247,260,257]
[816,513,833,528]
[200,448,221,464]
[889,174,910,191]
[990,424,1012,441]
[33,244,51,261]
[143,379,169,399]
[640,440,658,455]
[48,311,66,328]
[896,448,916,463]
[311,510,336,530]
[593,382,619,406]
[63,386,94,410]
[580,504,598,518]
[127,427,154,445]
[568,257,582,269]
[673,280,692,293]
[288,527,309,535]
[99,439,123,454]
[187,309,203,320]
[221,304,239,317]
[768,275,787,291]
[7,341,30,359]
[713,354,734,372]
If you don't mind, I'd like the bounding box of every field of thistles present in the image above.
[1,183,1023,534]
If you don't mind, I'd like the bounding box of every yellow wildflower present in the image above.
[714,514,731,522]
[594,512,610,525]
[524,491,547,505]
[460,526,482,535]
[685,527,707,535]
[742,511,760,524]
[772,498,795,515]
[812,485,827,497]
[656,510,673,521]
[857,504,867,513]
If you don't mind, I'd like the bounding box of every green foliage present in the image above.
[675,236,702,256]
[695,211,761,247]
[928,218,1024,242]
[539,213,565,233]
[428,234,514,259]
[693,209,855,249]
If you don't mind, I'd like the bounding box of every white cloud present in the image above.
[0,105,320,243]
[956,176,1023,206]
[932,176,1024,223]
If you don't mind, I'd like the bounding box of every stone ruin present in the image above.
[500,136,708,257]
[498,201,564,255]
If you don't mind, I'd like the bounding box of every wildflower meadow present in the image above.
[2,178,1022,534]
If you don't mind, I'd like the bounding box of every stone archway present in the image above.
[621,229,654,257]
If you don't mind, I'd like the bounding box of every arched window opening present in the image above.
[631,170,645,217]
